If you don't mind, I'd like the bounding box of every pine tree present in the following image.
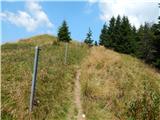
[94,41,98,46]
[119,16,135,54]
[113,15,122,51]
[57,20,71,42]
[107,16,116,48]
[99,23,108,46]
[131,25,138,55]
[84,28,94,46]
[98,13,159,69]
[152,16,160,68]
[137,23,155,62]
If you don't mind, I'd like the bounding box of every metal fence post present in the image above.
[29,46,39,112]
[64,42,68,64]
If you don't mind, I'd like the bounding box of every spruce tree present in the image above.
[113,15,122,51]
[131,25,138,55]
[152,16,160,68]
[99,23,108,46]
[150,4,160,68]
[94,41,98,46]
[98,14,159,69]
[152,4,160,68]
[137,23,155,62]
[119,16,135,54]
[107,17,116,48]
[57,20,71,42]
[84,28,94,46]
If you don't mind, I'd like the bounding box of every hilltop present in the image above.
[1,34,160,120]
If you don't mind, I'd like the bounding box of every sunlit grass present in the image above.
[1,34,88,120]
[2,35,160,120]
[80,46,160,120]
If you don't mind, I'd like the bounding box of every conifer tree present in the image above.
[58,20,71,42]
[84,28,94,46]
[119,16,135,54]
[152,16,160,68]
[137,23,155,62]
[98,13,160,69]
[152,4,160,68]
[99,23,108,46]
[113,15,122,50]
[94,41,98,46]
[131,25,139,55]
[107,17,116,48]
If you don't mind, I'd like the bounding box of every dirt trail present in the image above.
[74,69,85,120]
[67,68,85,120]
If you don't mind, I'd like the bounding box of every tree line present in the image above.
[99,15,160,69]
[57,16,160,69]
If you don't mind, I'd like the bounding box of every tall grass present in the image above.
[1,35,88,120]
[80,46,160,120]
[2,35,160,120]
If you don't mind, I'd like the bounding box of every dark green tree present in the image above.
[84,28,94,45]
[99,23,108,46]
[152,16,160,68]
[136,23,155,62]
[131,25,139,54]
[107,16,116,48]
[113,15,122,51]
[99,15,137,54]
[94,41,98,46]
[57,20,71,42]
[119,16,135,53]
[98,13,160,69]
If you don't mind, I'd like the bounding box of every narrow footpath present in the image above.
[74,69,85,120]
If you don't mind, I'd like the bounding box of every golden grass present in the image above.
[19,34,57,46]
[80,46,160,120]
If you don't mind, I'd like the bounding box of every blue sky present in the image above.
[0,0,159,43]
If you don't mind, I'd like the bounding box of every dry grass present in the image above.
[1,35,88,120]
[2,36,160,120]
[19,34,56,45]
[80,46,160,120]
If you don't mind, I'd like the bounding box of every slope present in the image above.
[1,34,88,120]
[2,34,160,120]
[80,46,160,120]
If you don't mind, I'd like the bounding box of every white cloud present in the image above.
[0,0,53,32]
[88,0,97,3]
[89,0,159,28]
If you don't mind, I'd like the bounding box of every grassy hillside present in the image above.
[1,34,160,120]
[1,34,88,120]
[80,46,160,120]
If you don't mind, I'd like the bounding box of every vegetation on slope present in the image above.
[99,15,160,69]
[2,34,160,120]
[1,34,88,120]
[80,46,160,120]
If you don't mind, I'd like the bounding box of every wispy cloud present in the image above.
[0,0,53,32]
[88,0,159,28]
